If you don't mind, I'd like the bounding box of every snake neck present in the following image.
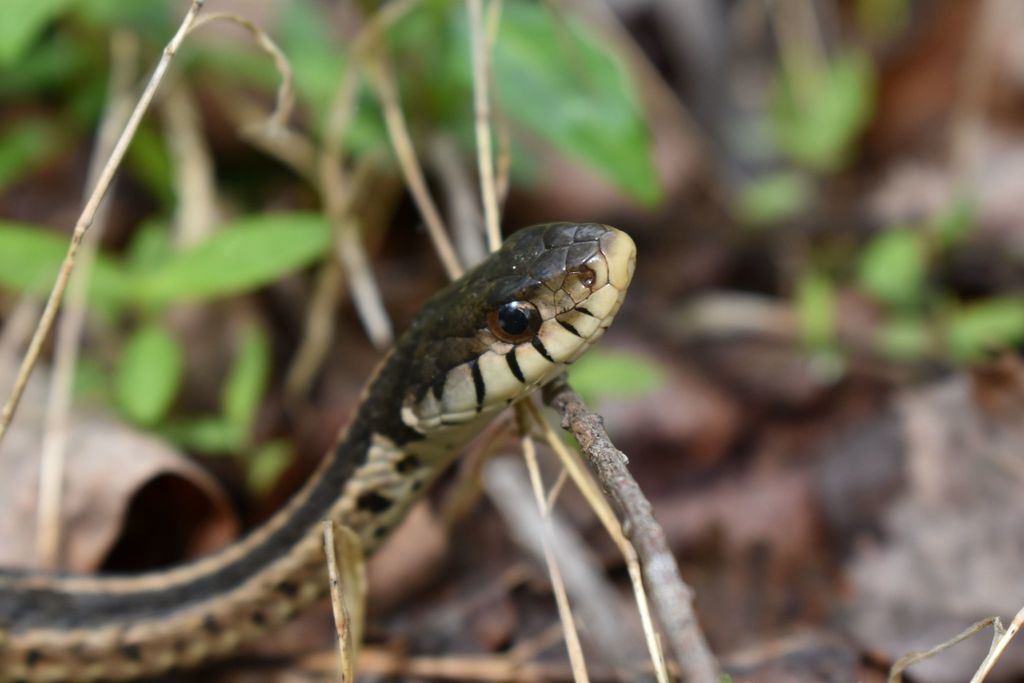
[0,350,484,682]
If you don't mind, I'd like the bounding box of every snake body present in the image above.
[0,222,636,681]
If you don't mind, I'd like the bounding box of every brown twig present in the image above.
[0,0,208,446]
[543,377,721,683]
[889,616,998,683]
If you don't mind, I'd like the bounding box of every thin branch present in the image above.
[365,57,463,280]
[0,0,208,446]
[484,457,590,683]
[36,30,139,568]
[523,400,669,683]
[889,617,998,683]
[543,377,721,683]
[467,0,502,253]
[972,606,1024,683]
[430,135,487,269]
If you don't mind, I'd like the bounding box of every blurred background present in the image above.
[2,0,1024,681]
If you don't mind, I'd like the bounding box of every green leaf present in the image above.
[277,0,345,126]
[772,50,875,171]
[162,417,244,453]
[0,222,131,311]
[115,322,184,426]
[484,2,660,205]
[796,271,836,348]
[0,119,63,191]
[0,33,84,97]
[736,172,812,226]
[946,298,1024,361]
[246,440,294,495]
[876,316,931,360]
[137,213,331,303]
[567,350,664,405]
[935,195,976,247]
[222,325,271,430]
[126,219,173,272]
[125,124,174,206]
[857,229,927,308]
[856,0,911,38]
[0,0,74,66]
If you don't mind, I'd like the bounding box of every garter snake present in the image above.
[0,222,636,681]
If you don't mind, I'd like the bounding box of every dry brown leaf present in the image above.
[844,376,1024,682]
[0,376,237,572]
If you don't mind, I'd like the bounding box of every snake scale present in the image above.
[0,222,636,681]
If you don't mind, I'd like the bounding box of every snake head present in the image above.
[399,222,636,431]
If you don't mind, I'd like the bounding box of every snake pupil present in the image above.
[499,303,529,335]
[489,301,541,343]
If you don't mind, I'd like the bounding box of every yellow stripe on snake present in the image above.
[0,222,636,681]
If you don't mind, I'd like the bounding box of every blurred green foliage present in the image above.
[568,350,664,406]
[0,0,663,481]
[771,50,875,173]
[856,228,927,309]
[115,321,183,426]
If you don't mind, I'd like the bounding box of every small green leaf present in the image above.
[222,325,271,430]
[162,417,244,453]
[946,298,1024,361]
[567,350,664,405]
[246,440,294,495]
[0,222,131,311]
[796,271,836,348]
[125,124,174,206]
[856,0,910,38]
[277,0,345,125]
[0,33,84,97]
[115,323,184,426]
[0,119,63,190]
[857,229,927,308]
[772,50,875,171]
[126,220,173,273]
[485,2,660,205]
[876,316,931,360]
[736,172,812,226]
[0,0,74,66]
[137,213,331,303]
[935,195,976,247]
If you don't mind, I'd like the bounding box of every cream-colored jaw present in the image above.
[405,227,636,432]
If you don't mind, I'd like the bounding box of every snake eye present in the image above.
[488,301,541,343]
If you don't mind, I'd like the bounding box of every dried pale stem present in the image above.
[188,12,295,131]
[36,30,139,568]
[542,379,720,683]
[365,57,463,280]
[467,0,502,253]
[162,78,218,247]
[0,0,208,446]
[489,451,590,683]
[889,617,998,683]
[430,135,487,268]
[523,400,669,683]
[971,606,1024,683]
[322,520,368,683]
